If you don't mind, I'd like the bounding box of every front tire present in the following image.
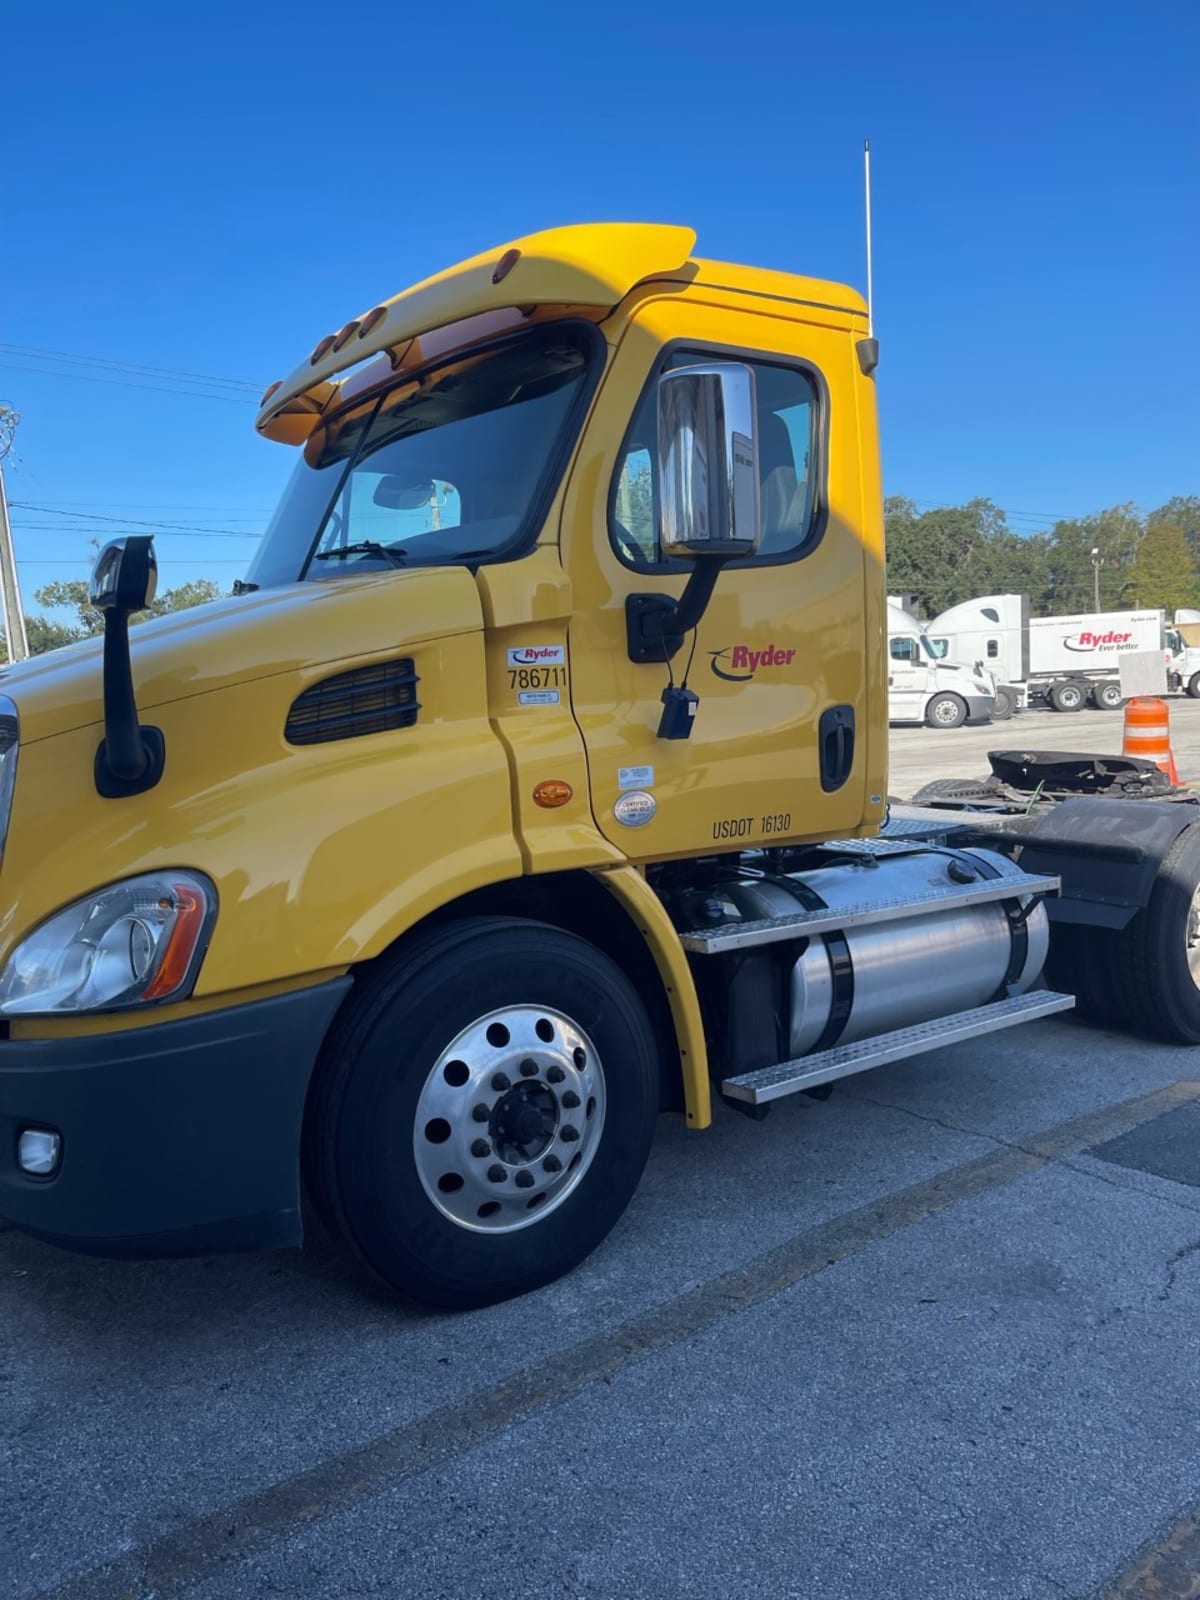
[1188,672,1200,700]
[308,917,660,1308]
[926,692,967,729]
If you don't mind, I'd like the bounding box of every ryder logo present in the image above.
[1063,630,1133,654]
[507,645,566,667]
[710,643,797,683]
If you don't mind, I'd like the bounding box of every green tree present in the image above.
[1151,496,1200,570]
[1044,503,1143,612]
[34,576,222,639]
[1127,519,1200,614]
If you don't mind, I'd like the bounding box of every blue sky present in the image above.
[3,0,1197,610]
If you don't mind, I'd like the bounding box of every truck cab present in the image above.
[2,225,1199,1309]
[886,600,996,727]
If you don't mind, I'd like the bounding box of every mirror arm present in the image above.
[625,560,727,664]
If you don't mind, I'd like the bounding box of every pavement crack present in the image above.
[1157,1237,1200,1303]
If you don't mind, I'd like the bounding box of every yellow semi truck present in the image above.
[1,224,1198,1308]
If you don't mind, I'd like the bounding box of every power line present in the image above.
[0,362,258,404]
[15,500,274,511]
[11,503,262,538]
[0,343,261,392]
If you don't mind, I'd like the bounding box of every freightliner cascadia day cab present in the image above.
[885,599,998,727]
[4,224,1200,1309]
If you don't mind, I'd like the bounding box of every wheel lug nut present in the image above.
[491,1072,511,1092]
[543,1154,563,1173]
[561,1090,580,1109]
[472,1104,491,1123]
[515,1171,535,1189]
[471,1139,491,1158]
[519,1059,539,1078]
[487,1164,507,1183]
[560,1125,580,1143]
[546,1065,565,1084]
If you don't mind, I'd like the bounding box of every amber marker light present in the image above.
[141,883,209,1001]
[532,780,573,809]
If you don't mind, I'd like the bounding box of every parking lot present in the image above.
[3,712,1200,1600]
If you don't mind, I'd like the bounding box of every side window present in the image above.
[890,637,917,662]
[610,351,819,568]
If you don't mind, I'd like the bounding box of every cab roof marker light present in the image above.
[331,320,361,353]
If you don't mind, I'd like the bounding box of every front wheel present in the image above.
[308,917,660,1308]
[1188,672,1200,700]
[925,692,967,729]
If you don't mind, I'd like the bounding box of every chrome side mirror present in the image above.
[657,363,761,560]
[89,537,158,614]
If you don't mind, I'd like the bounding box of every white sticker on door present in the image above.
[618,765,655,790]
[519,690,560,706]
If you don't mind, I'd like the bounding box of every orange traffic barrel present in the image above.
[1122,695,1180,783]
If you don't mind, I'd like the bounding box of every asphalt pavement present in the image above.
[3,715,1200,1600]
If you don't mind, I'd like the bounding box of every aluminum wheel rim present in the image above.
[414,1005,606,1234]
[933,700,959,725]
[1186,884,1200,985]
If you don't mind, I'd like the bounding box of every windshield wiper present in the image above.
[314,541,408,566]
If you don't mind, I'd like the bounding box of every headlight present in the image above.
[0,871,216,1016]
[0,696,19,863]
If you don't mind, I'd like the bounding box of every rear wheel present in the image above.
[925,692,967,729]
[1107,824,1200,1043]
[1049,680,1086,712]
[308,917,660,1307]
[1091,681,1125,710]
[1188,672,1200,700]
[990,685,1017,720]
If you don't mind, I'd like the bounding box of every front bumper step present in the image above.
[720,990,1076,1106]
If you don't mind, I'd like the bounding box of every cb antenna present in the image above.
[857,140,880,374]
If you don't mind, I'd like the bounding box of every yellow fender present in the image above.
[595,866,711,1129]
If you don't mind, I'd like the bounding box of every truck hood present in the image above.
[0,569,484,745]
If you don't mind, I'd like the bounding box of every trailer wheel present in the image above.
[1107,824,1200,1044]
[306,916,659,1308]
[1188,672,1200,699]
[990,686,1017,720]
[1049,680,1086,712]
[925,692,967,729]
[1091,682,1125,711]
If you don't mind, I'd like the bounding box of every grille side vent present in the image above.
[286,658,420,746]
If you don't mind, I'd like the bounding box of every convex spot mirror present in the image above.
[656,362,761,561]
[89,536,158,614]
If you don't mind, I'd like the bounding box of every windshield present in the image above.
[246,325,596,588]
[924,637,949,660]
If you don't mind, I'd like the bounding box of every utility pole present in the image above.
[1090,546,1103,613]
[0,408,29,663]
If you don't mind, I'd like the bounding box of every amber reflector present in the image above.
[310,334,336,365]
[533,780,573,809]
[358,306,387,338]
[331,320,361,352]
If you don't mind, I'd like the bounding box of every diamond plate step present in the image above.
[720,990,1076,1105]
[679,872,1061,954]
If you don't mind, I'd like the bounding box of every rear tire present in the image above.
[1049,680,1086,712]
[925,692,967,729]
[1091,681,1125,711]
[1106,824,1200,1044]
[307,917,660,1308]
[990,685,1016,721]
[1188,672,1200,700]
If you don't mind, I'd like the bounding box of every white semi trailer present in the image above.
[927,594,1176,712]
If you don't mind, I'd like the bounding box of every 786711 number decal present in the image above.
[509,666,569,691]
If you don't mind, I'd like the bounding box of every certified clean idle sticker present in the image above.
[519,690,560,706]
[507,645,565,667]
[613,790,656,828]
[617,765,655,791]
